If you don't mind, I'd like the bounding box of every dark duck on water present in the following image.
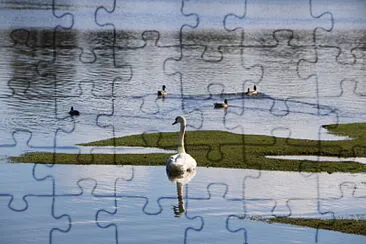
[69,106,80,116]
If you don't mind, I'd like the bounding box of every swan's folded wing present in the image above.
[183,153,197,168]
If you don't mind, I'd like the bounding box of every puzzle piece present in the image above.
[114,166,178,214]
[181,0,244,59]
[52,179,116,244]
[244,171,318,218]
[97,92,204,141]
[0,195,71,244]
[312,0,366,63]
[0,129,58,162]
[55,81,114,140]
[186,167,251,201]
[111,30,183,99]
[95,0,197,47]
[164,44,263,100]
[228,214,323,244]
[351,47,366,96]
[35,2,74,76]
[319,181,366,218]
[0,1,73,30]
[0,163,52,211]
[225,97,340,141]
[1,75,75,148]
[33,163,134,196]
[241,29,318,100]
[288,80,366,120]
[297,46,365,98]
[52,0,117,63]
[186,183,246,243]
[224,0,334,46]
[96,188,203,243]
[319,172,366,202]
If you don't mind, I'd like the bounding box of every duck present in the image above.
[157,85,167,97]
[214,99,228,108]
[246,85,258,96]
[69,106,80,116]
[166,116,197,178]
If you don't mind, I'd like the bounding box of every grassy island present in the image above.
[263,218,366,236]
[9,123,366,173]
[9,123,366,235]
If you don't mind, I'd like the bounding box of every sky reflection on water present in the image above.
[1,164,365,243]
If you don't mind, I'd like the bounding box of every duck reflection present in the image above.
[166,167,197,217]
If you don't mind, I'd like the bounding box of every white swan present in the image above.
[214,99,228,108]
[157,85,167,97]
[166,116,197,178]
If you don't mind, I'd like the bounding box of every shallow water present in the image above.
[266,155,366,164]
[1,164,365,244]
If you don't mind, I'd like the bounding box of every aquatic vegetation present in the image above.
[263,217,366,236]
[10,123,366,173]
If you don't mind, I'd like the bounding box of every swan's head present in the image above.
[70,106,74,111]
[172,116,186,126]
[162,85,166,91]
[224,99,228,104]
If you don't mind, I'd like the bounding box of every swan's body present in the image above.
[157,85,167,97]
[246,85,258,96]
[69,106,80,116]
[166,116,197,177]
[214,99,228,108]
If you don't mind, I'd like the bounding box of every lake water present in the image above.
[1,164,366,244]
[0,0,366,243]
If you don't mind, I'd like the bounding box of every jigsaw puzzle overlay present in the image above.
[0,0,365,243]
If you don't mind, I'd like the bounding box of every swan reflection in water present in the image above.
[166,166,197,217]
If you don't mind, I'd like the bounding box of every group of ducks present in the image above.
[69,85,258,116]
[158,85,258,110]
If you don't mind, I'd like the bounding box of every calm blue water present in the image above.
[0,0,365,243]
[1,164,365,244]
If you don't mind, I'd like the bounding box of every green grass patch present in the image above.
[264,217,366,236]
[9,123,366,173]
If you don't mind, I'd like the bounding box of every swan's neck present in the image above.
[177,122,186,154]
